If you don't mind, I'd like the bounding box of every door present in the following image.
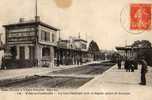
[19,46,25,60]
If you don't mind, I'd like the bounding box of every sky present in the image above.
[0,0,152,50]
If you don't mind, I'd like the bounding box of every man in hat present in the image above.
[139,59,148,85]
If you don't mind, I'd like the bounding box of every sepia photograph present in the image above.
[0,0,152,100]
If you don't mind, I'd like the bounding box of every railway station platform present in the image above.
[79,64,152,100]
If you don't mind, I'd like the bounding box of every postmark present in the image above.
[54,0,72,9]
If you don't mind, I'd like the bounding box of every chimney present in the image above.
[19,18,25,23]
[35,16,40,22]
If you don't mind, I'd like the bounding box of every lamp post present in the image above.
[0,33,3,50]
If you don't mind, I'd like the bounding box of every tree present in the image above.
[88,40,100,61]
[132,40,152,66]
[132,40,152,48]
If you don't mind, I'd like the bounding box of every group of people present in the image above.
[124,59,138,72]
[117,59,138,72]
[117,58,148,85]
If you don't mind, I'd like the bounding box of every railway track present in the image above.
[0,62,114,88]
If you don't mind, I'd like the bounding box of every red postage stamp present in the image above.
[130,4,151,30]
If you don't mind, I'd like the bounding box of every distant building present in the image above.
[73,38,87,51]
[55,37,88,66]
[116,46,138,60]
[3,17,59,68]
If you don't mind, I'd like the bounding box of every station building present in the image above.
[55,37,89,66]
[3,17,59,68]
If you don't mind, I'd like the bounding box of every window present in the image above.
[41,30,50,41]
[52,33,55,42]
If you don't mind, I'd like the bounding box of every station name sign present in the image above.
[7,27,36,44]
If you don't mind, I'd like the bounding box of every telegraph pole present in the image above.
[35,0,38,21]
[34,0,39,67]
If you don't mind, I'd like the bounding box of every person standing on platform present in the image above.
[130,60,135,72]
[117,59,122,69]
[1,56,5,70]
[124,59,128,71]
[131,63,135,72]
[139,59,148,85]
[125,59,130,72]
[133,60,138,70]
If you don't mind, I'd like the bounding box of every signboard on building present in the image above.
[7,27,36,45]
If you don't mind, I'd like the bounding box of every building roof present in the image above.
[74,38,87,43]
[38,41,57,47]
[3,20,60,31]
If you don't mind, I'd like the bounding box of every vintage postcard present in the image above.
[0,0,152,100]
